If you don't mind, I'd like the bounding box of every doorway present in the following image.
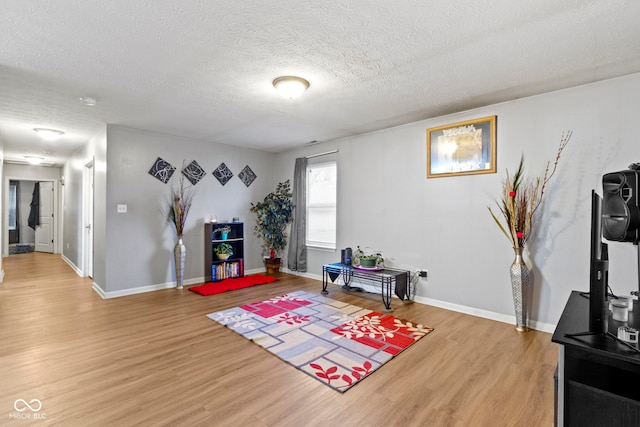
[4,177,58,257]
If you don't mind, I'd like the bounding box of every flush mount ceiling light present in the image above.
[33,128,64,141]
[79,96,97,106]
[272,76,310,99]
[25,156,45,165]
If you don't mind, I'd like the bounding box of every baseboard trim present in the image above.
[93,268,268,299]
[61,254,83,277]
[86,266,557,332]
[412,295,556,333]
[283,268,555,333]
[280,268,322,282]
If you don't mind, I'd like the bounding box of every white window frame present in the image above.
[8,181,17,230]
[306,161,337,250]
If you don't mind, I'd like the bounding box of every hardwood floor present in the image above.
[0,253,557,426]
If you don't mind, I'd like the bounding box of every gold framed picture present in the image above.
[427,116,497,178]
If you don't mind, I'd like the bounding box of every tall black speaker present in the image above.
[602,169,640,243]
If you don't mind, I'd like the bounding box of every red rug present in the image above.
[189,275,279,296]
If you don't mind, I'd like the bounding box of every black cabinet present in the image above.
[204,222,244,282]
[552,291,640,426]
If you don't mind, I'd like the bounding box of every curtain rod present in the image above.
[305,149,338,159]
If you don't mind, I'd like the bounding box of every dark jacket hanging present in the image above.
[28,182,40,230]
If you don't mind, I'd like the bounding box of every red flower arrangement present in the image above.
[488,131,572,249]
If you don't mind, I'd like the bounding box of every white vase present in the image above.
[174,238,186,289]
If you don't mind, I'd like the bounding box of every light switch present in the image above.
[117,204,127,213]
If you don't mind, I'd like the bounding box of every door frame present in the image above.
[3,176,59,257]
[82,159,94,278]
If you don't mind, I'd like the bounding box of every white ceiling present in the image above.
[2,1,640,167]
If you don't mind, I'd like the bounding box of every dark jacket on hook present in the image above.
[28,182,40,230]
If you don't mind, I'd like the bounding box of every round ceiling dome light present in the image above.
[33,128,64,141]
[79,97,97,106]
[273,76,310,99]
[25,156,45,165]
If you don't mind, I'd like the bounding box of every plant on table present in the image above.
[353,246,384,268]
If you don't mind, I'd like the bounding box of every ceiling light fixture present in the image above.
[273,76,310,99]
[79,97,97,106]
[33,128,64,141]
[25,156,45,165]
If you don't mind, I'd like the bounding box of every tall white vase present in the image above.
[174,237,186,289]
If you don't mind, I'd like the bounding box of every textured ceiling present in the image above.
[2,1,640,166]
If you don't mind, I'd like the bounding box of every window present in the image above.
[8,182,17,230]
[306,162,337,249]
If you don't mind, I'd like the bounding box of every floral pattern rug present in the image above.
[207,290,434,392]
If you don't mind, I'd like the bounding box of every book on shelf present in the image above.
[211,260,243,282]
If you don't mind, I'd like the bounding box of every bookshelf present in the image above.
[204,222,244,282]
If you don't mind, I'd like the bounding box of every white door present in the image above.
[34,181,54,253]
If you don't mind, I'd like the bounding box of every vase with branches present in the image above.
[488,131,572,248]
[167,171,195,289]
[488,130,572,331]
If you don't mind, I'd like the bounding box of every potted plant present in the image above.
[214,242,234,260]
[353,246,384,268]
[250,180,294,274]
[215,225,231,240]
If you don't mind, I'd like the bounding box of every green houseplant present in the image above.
[353,246,384,268]
[250,180,294,273]
[214,242,233,260]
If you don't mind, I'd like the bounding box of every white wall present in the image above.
[275,72,640,331]
[63,126,107,285]
[101,125,276,294]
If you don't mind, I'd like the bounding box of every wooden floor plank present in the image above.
[0,253,557,426]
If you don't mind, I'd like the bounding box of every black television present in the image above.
[589,189,609,334]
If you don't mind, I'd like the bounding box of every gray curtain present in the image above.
[287,157,307,271]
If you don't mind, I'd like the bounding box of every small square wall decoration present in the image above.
[148,157,176,184]
[238,165,257,187]
[182,160,206,185]
[213,162,234,186]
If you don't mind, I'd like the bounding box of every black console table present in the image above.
[552,291,640,426]
[322,263,411,311]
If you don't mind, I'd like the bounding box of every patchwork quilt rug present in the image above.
[207,290,434,392]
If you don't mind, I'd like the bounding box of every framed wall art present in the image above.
[426,115,496,178]
[148,157,176,183]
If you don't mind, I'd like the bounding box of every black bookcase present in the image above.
[204,222,244,282]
